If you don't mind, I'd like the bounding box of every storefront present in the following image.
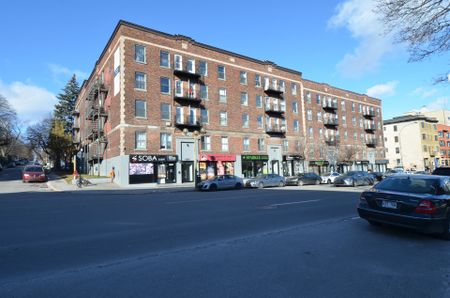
[199,153,236,180]
[355,160,369,171]
[129,154,178,184]
[282,155,304,177]
[309,160,329,175]
[375,159,388,173]
[241,155,269,178]
[337,162,351,174]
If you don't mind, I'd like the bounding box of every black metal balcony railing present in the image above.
[366,139,377,147]
[174,115,202,128]
[72,110,80,116]
[264,84,284,95]
[364,123,376,132]
[325,136,340,146]
[86,105,108,120]
[265,125,286,135]
[173,62,202,78]
[324,118,339,126]
[322,101,338,110]
[265,104,285,115]
[174,88,201,103]
[73,124,80,130]
[363,110,376,118]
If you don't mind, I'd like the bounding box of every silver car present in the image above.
[245,174,286,188]
[197,175,244,191]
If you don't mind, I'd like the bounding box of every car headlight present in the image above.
[344,178,352,182]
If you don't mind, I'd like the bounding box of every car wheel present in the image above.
[352,180,356,187]
[298,180,304,186]
[278,181,285,187]
[440,216,450,240]
[327,179,331,184]
[315,180,320,185]
[258,182,264,189]
[210,184,218,191]
[235,183,242,189]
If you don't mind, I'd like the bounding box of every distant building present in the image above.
[383,114,439,171]
[437,124,450,167]
[423,109,450,126]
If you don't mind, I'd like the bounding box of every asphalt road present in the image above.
[0,172,449,297]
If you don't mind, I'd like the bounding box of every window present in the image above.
[316,94,321,105]
[308,127,313,138]
[283,140,289,151]
[240,71,247,85]
[295,141,301,152]
[307,109,312,121]
[160,51,169,67]
[187,59,195,73]
[243,137,250,151]
[352,116,356,126]
[241,92,248,105]
[421,122,425,128]
[319,128,323,138]
[258,138,265,151]
[394,125,398,132]
[279,80,285,92]
[200,85,208,100]
[200,108,209,124]
[135,44,146,63]
[351,102,355,112]
[433,124,437,130]
[306,92,311,104]
[317,112,322,122]
[447,141,450,147]
[395,147,400,154]
[294,120,299,132]
[359,118,363,128]
[242,113,249,128]
[422,134,426,140]
[218,65,226,80]
[219,88,227,102]
[160,77,171,94]
[341,100,346,111]
[219,111,227,126]
[221,137,229,152]
[201,136,211,151]
[353,132,357,140]
[135,72,146,90]
[292,101,298,114]
[256,95,262,108]
[160,103,170,120]
[342,115,346,125]
[135,100,146,118]
[257,115,263,128]
[174,55,182,70]
[160,133,172,150]
[344,131,348,140]
[135,131,146,149]
[394,136,399,142]
[255,74,261,87]
[291,83,297,95]
[359,104,362,113]
[199,60,207,76]
[439,131,444,137]
[423,145,428,152]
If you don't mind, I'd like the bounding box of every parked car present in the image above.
[432,167,450,176]
[286,172,322,186]
[333,171,374,187]
[320,172,341,184]
[413,170,429,175]
[245,174,285,188]
[6,162,16,168]
[0,163,3,171]
[358,174,450,240]
[197,175,243,191]
[369,171,383,182]
[382,168,403,179]
[22,165,47,183]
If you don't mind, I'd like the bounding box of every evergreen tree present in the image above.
[54,75,80,134]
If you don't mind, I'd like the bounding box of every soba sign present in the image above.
[130,154,178,163]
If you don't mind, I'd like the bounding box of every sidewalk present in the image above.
[46,173,196,193]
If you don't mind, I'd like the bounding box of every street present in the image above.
[0,169,449,297]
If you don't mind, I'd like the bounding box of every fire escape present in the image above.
[85,80,108,168]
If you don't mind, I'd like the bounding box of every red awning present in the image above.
[200,153,236,162]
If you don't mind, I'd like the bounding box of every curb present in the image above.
[46,181,62,192]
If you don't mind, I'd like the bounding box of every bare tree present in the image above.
[340,146,357,164]
[0,94,22,159]
[376,0,449,82]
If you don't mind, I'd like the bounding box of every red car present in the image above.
[22,165,47,182]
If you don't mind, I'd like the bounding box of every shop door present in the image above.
[271,160,280,175]
[166,163,176,183]
[182,161,194,183]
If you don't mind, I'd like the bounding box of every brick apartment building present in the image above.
[73,20,385,186]
[438,124,450,167]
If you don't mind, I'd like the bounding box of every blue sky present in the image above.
[1,0,448,125]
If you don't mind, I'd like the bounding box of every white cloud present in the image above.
[413,97,449,113]
[0,79,57,125]
[412,87,438,98]
[328,0,397,77]
[49,64,88,82]
[366,81,398,97]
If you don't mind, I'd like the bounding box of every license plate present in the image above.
[382,200,397,209]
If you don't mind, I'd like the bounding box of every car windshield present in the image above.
[255,175,265,179]
[433,168,450,176]
[323,173,330,176]
[343,171,358,176]
[375,176,442,194]
[25,166,43,173]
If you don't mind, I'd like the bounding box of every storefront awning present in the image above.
[283,155,304,161]
[241,155,269,161]
[375,159,389,164]
[309,160,329,166]
[200,153,236,162]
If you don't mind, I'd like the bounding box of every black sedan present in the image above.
[333,171,374,187]
[358,175,450,239]
[285,172,321,186]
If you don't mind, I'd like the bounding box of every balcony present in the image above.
[264,84,284,96]
[265,104,285,116]
[87,82,108,101]
[324,118,339,127]
[265,125,286,136]
[86,105,108,120]
[72,110,80,116]
[173,62,201,79]
[73,124,80,131]
[364,123,376,132]
[322,101,338,111]
[366,139,377,147]
[174,88,202,103]
[325,136,340,146]
[363,110,376,118]
[174,115,202,129]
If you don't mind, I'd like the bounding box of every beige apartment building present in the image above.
[73,20,385,186]
[383,114,439,171]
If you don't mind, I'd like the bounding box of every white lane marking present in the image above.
[166,195,251,205]
[350,216,360,220]
[269,199,320,207]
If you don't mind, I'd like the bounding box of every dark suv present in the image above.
[432,167,450,176]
